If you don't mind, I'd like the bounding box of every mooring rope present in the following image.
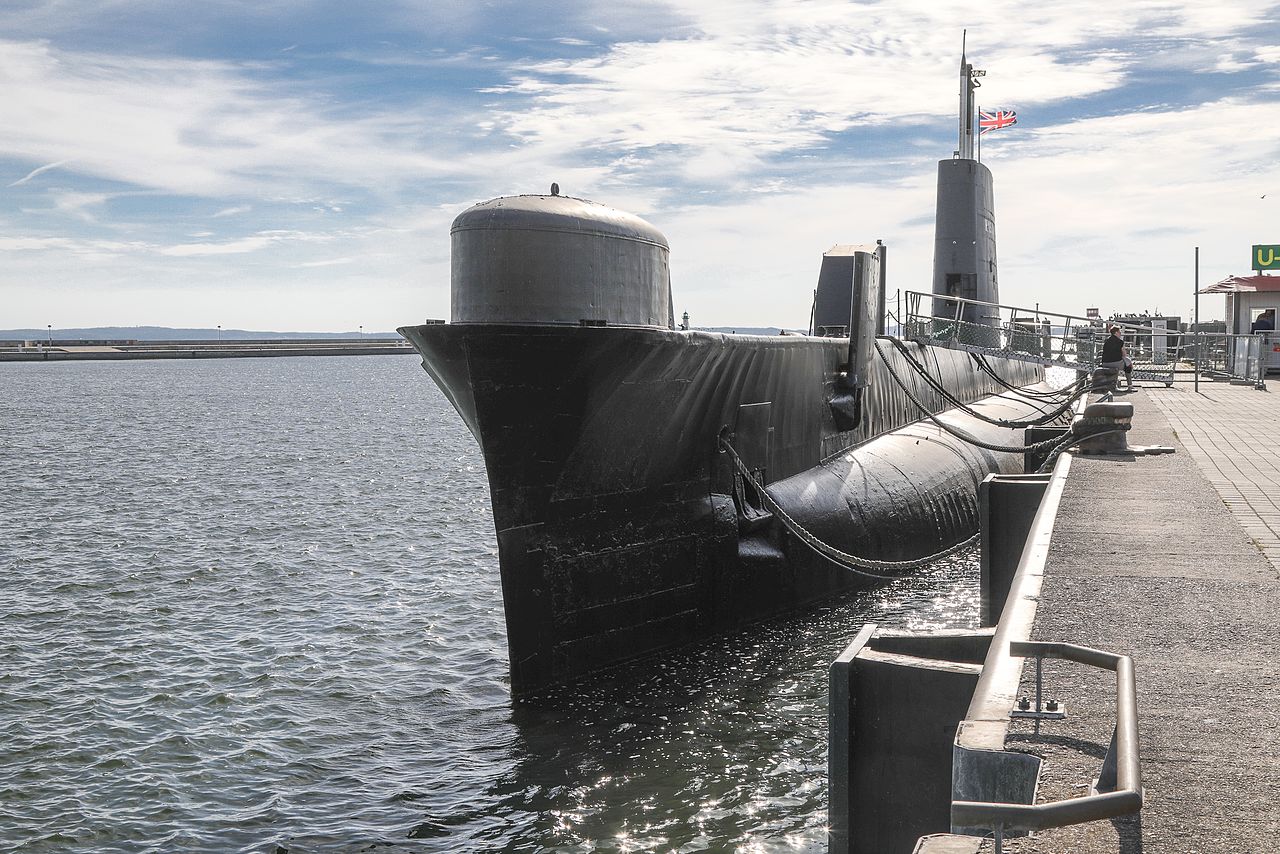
[716,346,1126,578]
[875,345,1070,455]
[972,352,1088,403]
[719,438,979,579]
[1032,427,1128,474]
[886,337,1084,428]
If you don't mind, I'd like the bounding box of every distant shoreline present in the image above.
[0,325,799,342]
[0,326,406,342]
[0,339,417,362]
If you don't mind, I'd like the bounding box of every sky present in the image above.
[2,1,1279,332]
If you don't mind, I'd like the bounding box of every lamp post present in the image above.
[47,324,52,347]
[1194,247,1199,394]
[217,325,222,343]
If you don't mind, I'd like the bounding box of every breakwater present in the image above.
[0,338,416,361]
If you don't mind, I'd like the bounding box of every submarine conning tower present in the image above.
[931,41,1000,331]
[450,192,674,328]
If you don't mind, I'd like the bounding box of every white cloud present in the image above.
[0,234,153,260]
[158,234,284,257]
[9,159,67,186]
[954,98,1280,318]
[295,256,356,268]
[212,205,252,217]
[475,0,1277,198]
[2,0,1279,330]
[0,39,455,199]
[49,190,112,222]
[604,84,1280,327]
[156,228,361,257]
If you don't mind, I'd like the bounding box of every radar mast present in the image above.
[957,31,985,160]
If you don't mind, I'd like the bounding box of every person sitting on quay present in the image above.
[1101,325,1134,391]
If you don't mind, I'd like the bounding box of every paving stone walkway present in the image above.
[1147,381,1280,569]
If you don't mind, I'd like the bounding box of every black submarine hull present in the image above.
[401,322,1046,695]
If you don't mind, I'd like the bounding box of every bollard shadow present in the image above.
[1003,731,1144,853]
[1004,730,1108,759]
[1074,450,1140,463]
[1113,809,1143,853]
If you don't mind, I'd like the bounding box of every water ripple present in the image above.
[1,356,981,852]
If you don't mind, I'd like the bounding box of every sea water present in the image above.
[0,356,981,852]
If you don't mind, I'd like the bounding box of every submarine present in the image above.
[400,50,1055,696]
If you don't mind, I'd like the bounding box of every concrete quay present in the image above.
[992,382,1280,852]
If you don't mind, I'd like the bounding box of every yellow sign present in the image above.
[1254,244,1280,270]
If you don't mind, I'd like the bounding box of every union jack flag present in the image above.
[979,109,1018,134]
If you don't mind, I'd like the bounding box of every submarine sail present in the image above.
[932,43,1000,333]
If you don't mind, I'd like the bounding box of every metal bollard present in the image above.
[1074,401,1133,455]
[1089,367,1119,393]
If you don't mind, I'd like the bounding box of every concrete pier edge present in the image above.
[850,383,1280,854]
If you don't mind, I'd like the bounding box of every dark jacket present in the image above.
[1101,334,1124,363]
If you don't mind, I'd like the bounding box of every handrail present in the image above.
[952,640,1142,834]
[902,289,1149,332]
[947,409,1142,851]
[900,290,1183,384]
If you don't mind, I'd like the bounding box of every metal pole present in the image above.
[1194,246,1200,393]
[879,240,888,337]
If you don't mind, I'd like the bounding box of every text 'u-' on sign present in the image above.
[1254,244,1280,270]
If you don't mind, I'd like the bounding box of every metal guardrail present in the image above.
[903,291,1177,385]
[902,290,1272,389]
[1178,331,1267,389]
[952,640,1142,847]
[945,425,1142,853]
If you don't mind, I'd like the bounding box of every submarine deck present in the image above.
[997,382,1280,852]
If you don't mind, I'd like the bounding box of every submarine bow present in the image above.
[400,189,1048,696]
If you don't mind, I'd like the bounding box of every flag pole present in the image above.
[1194,246,1200,393]
[977,105,981,162]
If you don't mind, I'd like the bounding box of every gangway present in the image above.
[898,291,1185,386]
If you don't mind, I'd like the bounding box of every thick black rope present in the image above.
[1033,428,1128,474]
[887,338,1084,428]
[972,352,1088,402]
[720,438,978,579]
[720,423,1120,578]
[974,359,1086,407]
[875,345,1073,455]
